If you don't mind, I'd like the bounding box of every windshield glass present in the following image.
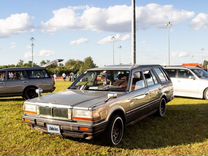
[191,69,208,79]
[70,70,130,92]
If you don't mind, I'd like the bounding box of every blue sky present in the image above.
[0,0,208,66]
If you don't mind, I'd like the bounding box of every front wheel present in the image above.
[157,98,167,117]
[203,88,208,100]
[106,115,124,146]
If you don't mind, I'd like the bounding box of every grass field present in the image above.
[0,81,208,155]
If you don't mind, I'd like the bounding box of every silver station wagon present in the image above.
[23,65,173,145]
[0,67,55,99]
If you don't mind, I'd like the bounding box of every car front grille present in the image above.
[38,106,68,119]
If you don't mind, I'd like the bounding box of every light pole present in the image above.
[111,36,115,65]
[166,21,172,66]
[31,37,35,67]
[131,0,136,65]
[118,45,122,64]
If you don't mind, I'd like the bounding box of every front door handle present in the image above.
[0,82,5,85]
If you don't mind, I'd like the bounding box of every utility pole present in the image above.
[31,37,35,67]
[166,21,172,66]
[132,0,136,65]
[111,36,115,65]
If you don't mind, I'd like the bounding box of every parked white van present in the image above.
[164,66,208,99]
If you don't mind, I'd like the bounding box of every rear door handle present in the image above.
[23,81,28,84]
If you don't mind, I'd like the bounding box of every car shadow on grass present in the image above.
[87,103,208,149]
[0,97,23,101]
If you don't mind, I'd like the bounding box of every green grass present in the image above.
[0,81,208,155]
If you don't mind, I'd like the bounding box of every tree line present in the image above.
[0,56,96,76]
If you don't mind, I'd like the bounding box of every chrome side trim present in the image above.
[126,99,160,114]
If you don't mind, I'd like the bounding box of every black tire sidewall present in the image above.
[23,87,38,100]
[203,88,208,100]
[106,115,124,146]
[158,98,167,117]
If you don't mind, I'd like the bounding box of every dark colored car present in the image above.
[23,65,173,145]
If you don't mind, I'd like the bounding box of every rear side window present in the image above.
[0,71,6,81]
[178,69,193,78]
[143,70,158,86]
[165,69,177,78]
[7,71,27,80]
[28,70,49,79]
[154,67,168,83]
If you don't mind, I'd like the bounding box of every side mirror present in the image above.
[108,92,118,99]
[36,88,43,97]
[105,92,118,102]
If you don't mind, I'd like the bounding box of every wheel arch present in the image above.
[203,87,208,99]
[23,85,38,95]
[106,108,126,125]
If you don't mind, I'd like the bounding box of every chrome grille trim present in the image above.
[38,106,69,120]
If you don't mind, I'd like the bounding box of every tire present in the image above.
[106,115,124,146]
[23,87,38,100]
[157,98,167,117]
[203,88,208,100]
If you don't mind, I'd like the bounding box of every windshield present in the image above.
[191,69,208,79]
[70,70,130,92]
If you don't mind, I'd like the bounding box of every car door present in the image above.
[5,70,28,94]
[126,70,150,122]
[143,69,161,110]
[164,68,178,95]
[27,69,53,91]
[176,69,200,97]
[0,71,6,94]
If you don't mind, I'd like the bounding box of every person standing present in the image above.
[62,73,66,81]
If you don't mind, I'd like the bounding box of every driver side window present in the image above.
[178,69,194,79]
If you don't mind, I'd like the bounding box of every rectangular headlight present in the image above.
[72,109,92,120]
[24,103,38,116]
[24,104,37,112]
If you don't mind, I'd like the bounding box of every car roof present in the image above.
[0,67,45,72]
[88,64,161,71]
[163,66,202,70]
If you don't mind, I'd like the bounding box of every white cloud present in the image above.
[138,3,194,29]
[172,51,190,58]
[192,13,208,30]
[24,50,54,59]
[97,34,130,45]
[41,7,79,32]
[39,50,55,57]
[0,13,34,37]
[42,3,195,32]
[70,38,88,45]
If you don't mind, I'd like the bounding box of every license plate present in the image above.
[47,124,60,134]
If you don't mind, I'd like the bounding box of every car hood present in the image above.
[27,89,123,109]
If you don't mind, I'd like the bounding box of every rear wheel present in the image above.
[23,87,38,100]
[106,115,124,146]
[203,88,208,100]
[157,98,167,117]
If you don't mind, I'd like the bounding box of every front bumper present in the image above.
[23,115,107,139]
